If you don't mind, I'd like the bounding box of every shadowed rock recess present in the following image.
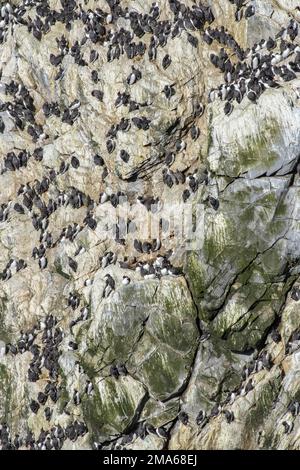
[0,0,300,451]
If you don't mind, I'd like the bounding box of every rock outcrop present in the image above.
[0,0,300,450]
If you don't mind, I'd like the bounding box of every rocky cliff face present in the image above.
[0,0,300,451]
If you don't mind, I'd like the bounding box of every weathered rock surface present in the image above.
[0,0,300,451]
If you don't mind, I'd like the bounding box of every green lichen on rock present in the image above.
[0,295,11,343]
[1,0,300,452]
[57,369,70,414]
[209,109,284,178]
[244,375,281,445]
[183,155,292,350]
[127,278,199,400]
[130,344,192,401]
[210,258,293,352]
[142,398,180,427]
[184,252,206,311]
[211,283,268,337]
[231,119,280,177]
[81,279,160,367]
[80,275,199,401]
[227,301,275,352]
[82,376,147,441]
[0,364,12,421]
[54,259,71,280]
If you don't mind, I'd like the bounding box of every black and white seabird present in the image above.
[127,66,142,85]
[122,276,130,285]
[178,411,189,425]
[73,390,81,406]
[162,54,171,69]
[103,274,115,298]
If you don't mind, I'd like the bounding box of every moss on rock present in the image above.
[82,376,147,441]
